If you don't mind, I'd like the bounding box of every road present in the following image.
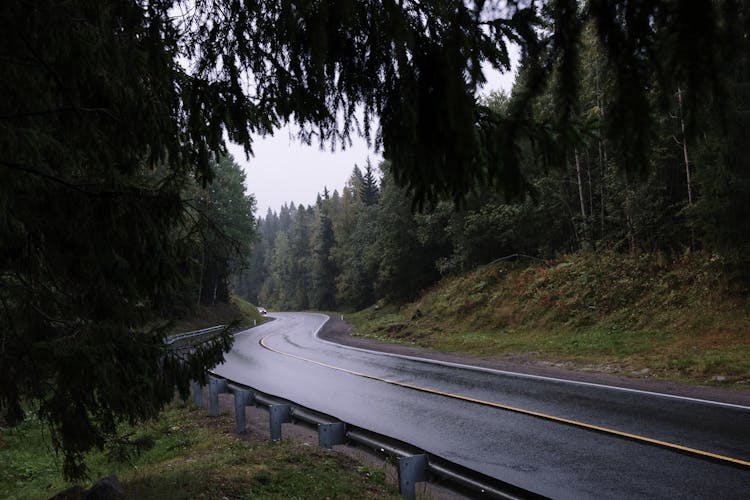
[212,312,750,499]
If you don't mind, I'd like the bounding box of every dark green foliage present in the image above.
[180,0,742,206]
[373,170,442,302]
[691,3,750,282]
[195,154,257,306]
[310,201,338,310]
[360,160,380,206]
[240,1,750,308]
[3,0,749,482]
[0,2,251,479]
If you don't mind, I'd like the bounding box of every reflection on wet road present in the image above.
[213,312,750,499]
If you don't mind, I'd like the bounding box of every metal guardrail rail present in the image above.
[164,325,227,345]
[192,373,544,500]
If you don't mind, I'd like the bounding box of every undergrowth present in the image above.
[0,400,397,499]
[350,251,750,386]
[169,295,269,334]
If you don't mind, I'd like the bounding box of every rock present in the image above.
[83,475,124,500]
[711,375,727,382]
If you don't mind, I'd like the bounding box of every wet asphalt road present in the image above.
[212,312,750,499]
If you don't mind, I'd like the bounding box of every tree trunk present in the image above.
[676,86,695,249]
[586,149,595,243]
[623,170,636,255]
[197,244,205,306]
[599,139,607,238]
[676,86,693,206]
[595,66,607,240]
[575,149,590,249]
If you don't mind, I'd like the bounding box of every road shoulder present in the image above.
[318,314,750,407]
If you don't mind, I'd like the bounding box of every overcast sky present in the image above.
[230,61,517,217]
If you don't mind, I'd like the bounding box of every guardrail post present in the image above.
[269,404,291,441]
[229,386,255,434]
[208,376,229,417]
[318,422,346,449]
[191,381,203,407]
[398,454,428,499]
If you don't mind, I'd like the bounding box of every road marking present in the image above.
[308,315,750,412]
[260,332,750,469]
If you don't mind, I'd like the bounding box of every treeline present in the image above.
[1,146,254,477]
[8,0,749,481]
[235,24,750,311]
[234,161,444,310]
[189,154,257,309]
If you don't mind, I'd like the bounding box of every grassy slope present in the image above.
[350,251,750,387]
[0,401,396,499]
[169,295,269,333]
[2,298,396,499]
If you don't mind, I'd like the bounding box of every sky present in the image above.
[229,61,518,217]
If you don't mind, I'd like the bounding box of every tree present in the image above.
[3,0,745,480]
[195,154,257,305]
[332,169,380,309]
[287,204,314,309]
[360,160,380,206]
[310,196,338,310]
[374,166,441,302]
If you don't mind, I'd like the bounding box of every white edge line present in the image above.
[308,313,750,412]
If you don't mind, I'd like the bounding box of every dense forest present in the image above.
[235,22,750,311]
[3,0,749,481]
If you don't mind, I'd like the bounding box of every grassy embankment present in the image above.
[350,252,750,387]
[169,294,270,333]
[1,296,397,499]
[0,401,396,499]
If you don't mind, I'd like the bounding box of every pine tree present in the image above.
[310,197,338,310]
[360,160,380,206]
[3,0,743,479]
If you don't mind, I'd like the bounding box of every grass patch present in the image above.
[169,295,269,334]
[349,251,750,387]
[0,400,397,500]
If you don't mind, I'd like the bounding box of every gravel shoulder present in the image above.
[318,314,750,407]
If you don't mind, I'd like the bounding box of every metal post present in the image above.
[398,454,428,499]
[318,422,346,449]
[231,388,255,434]
[208,376,229,417]
[269,404,291,441]
[191,381,203,407]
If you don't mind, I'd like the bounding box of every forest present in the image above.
[3,0,749,481]
[235,22,750,312]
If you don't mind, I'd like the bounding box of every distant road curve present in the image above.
[213,312,750,499]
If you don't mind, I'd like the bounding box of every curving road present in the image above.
[212,312,750,499]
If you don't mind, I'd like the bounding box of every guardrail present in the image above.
[164,325,228,346]
[191,373,541,500]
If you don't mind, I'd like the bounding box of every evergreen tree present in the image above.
[287,205,313,309]
[360,160,380,206]
[374,166,440,302]
[195,154,257,305]
[310,197,338,310]
[4,0,743,477]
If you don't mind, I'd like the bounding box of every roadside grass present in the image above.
[0,400,397,500]
[349,251,750,387]
[169,295,269,334]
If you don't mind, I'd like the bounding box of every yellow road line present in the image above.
[259,334,750,469]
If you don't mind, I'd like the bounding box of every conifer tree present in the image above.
[3,0,745,479]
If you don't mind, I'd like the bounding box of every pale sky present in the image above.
[230,61,518,217]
